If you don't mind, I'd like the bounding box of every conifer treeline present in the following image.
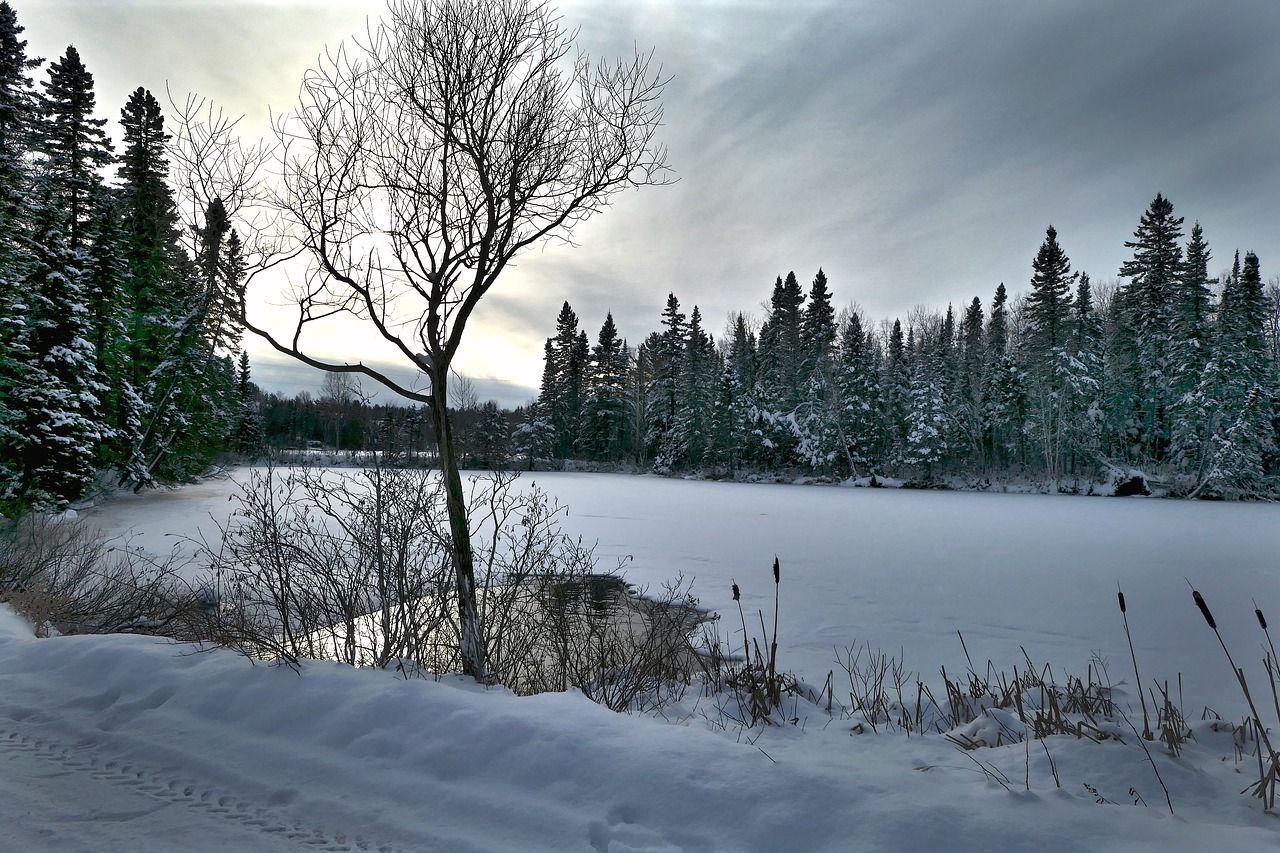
[0,4,256,510]
[528,195,1280,497]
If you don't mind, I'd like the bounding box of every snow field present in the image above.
[15,467,1269,850]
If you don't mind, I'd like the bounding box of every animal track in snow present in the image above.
[0,721,393,852]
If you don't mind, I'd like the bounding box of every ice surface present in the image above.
[0,467,1257,851]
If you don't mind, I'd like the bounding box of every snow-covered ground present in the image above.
[2,469,1277,850]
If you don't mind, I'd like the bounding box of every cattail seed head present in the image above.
[732,582,740,601]
[772,556,780,585]
[1256,608,1268,631]
[1117,591,1126,613]
[1192,590,1216,629]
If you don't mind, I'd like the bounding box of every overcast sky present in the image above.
[19,0,1280,406]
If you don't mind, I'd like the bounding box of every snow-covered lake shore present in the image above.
[83,468,1280,717]
[4,467,1277,851]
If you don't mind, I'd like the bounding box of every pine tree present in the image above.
[882,318,910,463]
[1119,193,1184,461]
[14,44,114,505]
[1062,273,1103,477]
[724,313,758,469]
[472,401,510,469]
[36,46,110,251]
[645,293,685,467]
[231,350,264,456]
[84,198,144,476]
[903,332,949,480]
[582,312,629,460]
[983,284,1026,468]
[1168,223,1216,471]
[1024,226,1076,481]
[16,214,104,506]
[0,1,39,500]
[1025,225,1074,374]
[667,306,716,468]
[538,301,587,459]
[955,296,985,460]
[834,311,881,475]
[800,268,836,374]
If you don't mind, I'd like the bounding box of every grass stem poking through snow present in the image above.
[1189,583,1279,810]
[1117,585,1151,740]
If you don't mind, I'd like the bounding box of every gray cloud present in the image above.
[19,0,1280,392]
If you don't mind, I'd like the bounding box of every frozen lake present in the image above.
[84,469,1280,716]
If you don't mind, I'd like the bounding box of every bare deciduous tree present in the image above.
[198,0,670,677]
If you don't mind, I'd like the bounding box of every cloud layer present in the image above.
[21,0,1280,404]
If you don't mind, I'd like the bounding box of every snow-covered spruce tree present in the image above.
[629,334,659,467]
[1167,222,1217,473]
[116,88,212,486]
[645,293,685,470]
[752,272,805,468]
[136,197,241,482]
[1063,273,1103,475]
[539,301,585,461]
[955,296,986,463]
[834,311,882,476]
[983,283,1029,470]
[1023,225,1076,483]
[881,317,910,465]
[231,350,264,457]
[723,312,758,470]
[14,46,116,507]
[16,214,104,507]
[1118,193,1184,463]
[666,305,717,469]
[84,197,143,476]
[0,1,39,502]
[903,326,950,480]
[582,313,629,461]
[799,268,836,377]
[793,271,841,473]
[471,401,510,469]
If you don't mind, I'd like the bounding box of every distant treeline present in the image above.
[525,195,1280,498]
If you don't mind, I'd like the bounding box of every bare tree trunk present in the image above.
[428,365,487,679]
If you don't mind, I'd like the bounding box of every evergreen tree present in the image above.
[724,313,758,469]
[0,1,39,500]
[1024,225,1074,374]
[667,306,716,468]
[16,215,104,506]
[582,312,629,460]
[955,296,985,460]
[800,268,836,374]
[903,332,949,479]
[231,350,264,456]
[35,46,110,250]
[983,284,1026,468]
[882,318,909,463]
[1168,223,1216,470]
[472,401,510,469]
[538,300,584,459]
[1024,226,1076,480]
[834,311,881,475]
[645,293,685,467]
[1118,193,1184,461]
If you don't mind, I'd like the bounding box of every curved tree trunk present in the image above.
[427,365,487,679]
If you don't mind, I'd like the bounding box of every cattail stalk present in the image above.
[1191,585,1279,810]
[1117,585,1151,740]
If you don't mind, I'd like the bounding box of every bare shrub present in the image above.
[0,514,202,638]
[202,461,454,668]
[203,461,707,712]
